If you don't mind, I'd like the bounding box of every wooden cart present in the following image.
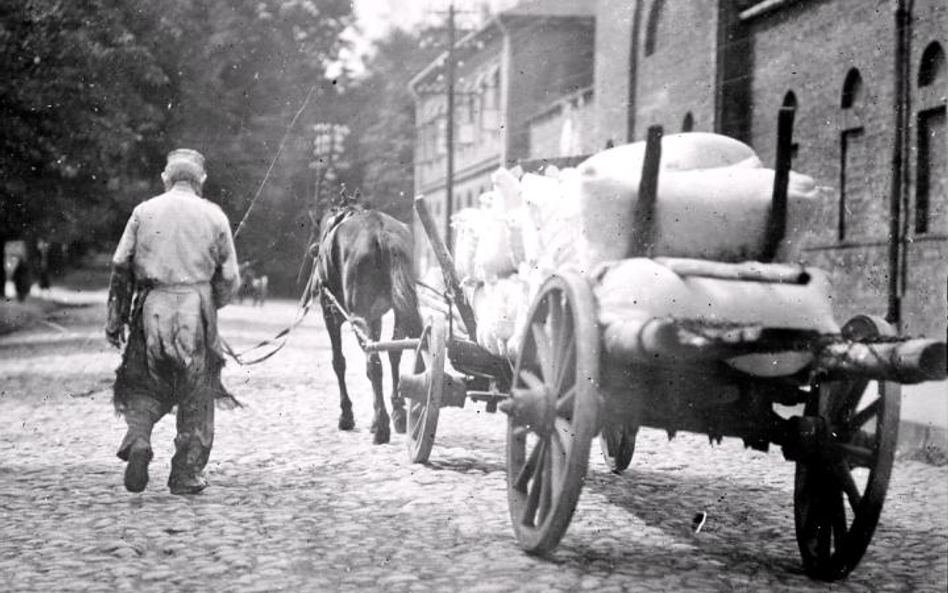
[401,109,947,581]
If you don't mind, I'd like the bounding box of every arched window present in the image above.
[915,42,946,235]
[918,42,945,88]
[841,68,863,109]
[644,0,665,57]
[681,112,694,132]
[838,74,865,242]
[782,91,797,109]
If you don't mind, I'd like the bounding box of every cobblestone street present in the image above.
[1,298,946,592]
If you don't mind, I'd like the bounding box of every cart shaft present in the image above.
[414,195,478,338]
[364,338,421,353]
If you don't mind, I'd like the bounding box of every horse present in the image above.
[310,205,422,445]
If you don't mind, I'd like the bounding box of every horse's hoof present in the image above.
[338,416,355,431]
[393,412,407,434]
[373,427,391,445]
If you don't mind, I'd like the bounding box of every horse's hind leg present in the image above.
[366,318,390,444]
[323,299,354,431]
[388,315,409,434]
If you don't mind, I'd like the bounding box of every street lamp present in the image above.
[311,122,349,213]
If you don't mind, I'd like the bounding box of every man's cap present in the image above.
[163,148,206,180]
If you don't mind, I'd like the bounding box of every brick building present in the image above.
[408,0,595,272]
[410,0,945,338]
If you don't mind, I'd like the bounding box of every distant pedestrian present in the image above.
[238,261,256,304]
[11,256,30,302]
[105,148,241,495]
[37,239,51,295]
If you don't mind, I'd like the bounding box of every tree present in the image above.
[0,0,171,252]
[0,0,355,293]
[341,28,442,223]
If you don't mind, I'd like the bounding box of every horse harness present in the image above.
[312,208,376,348]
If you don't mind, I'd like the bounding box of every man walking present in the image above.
[106,149,240,494]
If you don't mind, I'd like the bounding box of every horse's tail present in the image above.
[382,237,423,338]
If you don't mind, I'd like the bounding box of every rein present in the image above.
[219,207,362,365]
[220,262,319,366]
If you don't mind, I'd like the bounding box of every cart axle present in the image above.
[817,338,946,384]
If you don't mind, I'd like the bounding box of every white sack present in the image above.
[473,276,530,357]
[581,132,759,177]
[594,258,839,376]
[520,168,583,273]
[578,134,820,267]
[472,211,519,281]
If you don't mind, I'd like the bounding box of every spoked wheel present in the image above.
[794,315,901,581]
[402,315,446,464]
[600,423,637,474]
[503,272,601,554]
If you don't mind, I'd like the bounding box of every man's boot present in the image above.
[123,439,153,493]
[117,407,159,493]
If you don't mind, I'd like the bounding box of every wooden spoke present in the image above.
[539,439,554,520]
[847,399,880,433]
[554,337,575,394]
[835,443,874,467]
[549,430,566,491]
[514,439,544,493]
[553,417,574,458]
[555,387,576,416]
[410,407,425,440]
[531,322,554,381]
[832,460,863,509]
[521,440,547,526]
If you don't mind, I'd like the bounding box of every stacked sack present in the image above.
[450,166,583,357]
[447,132,824,357]
[577,132,823,268]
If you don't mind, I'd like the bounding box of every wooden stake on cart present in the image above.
[762,106,795,262]
[629,125,663,258]
[414,195,479,338]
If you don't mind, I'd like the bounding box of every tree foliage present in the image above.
[1,0,354,290]
[341,28,441,223]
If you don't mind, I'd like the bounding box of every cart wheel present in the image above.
[600,423,636,474]
[504,272,601,554]
[404,315,446,464]
[794,315,901,581]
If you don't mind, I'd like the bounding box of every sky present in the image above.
[340,0,515,74]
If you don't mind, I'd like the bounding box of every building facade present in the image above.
[410,0,946,338]
[408,0,595,272]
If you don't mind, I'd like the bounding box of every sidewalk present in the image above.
[1,279,107,335]
[899,381,948,463]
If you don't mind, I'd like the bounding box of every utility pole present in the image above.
[445,1,456,249]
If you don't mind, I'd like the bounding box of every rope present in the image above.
[233,83,318,241]
[220,261,319,366]
[318,282,370,350]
